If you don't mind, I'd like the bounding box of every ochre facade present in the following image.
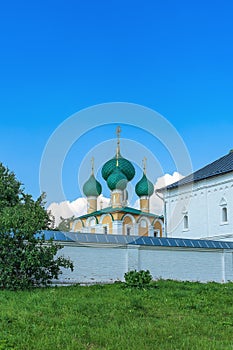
[72,209,163,237]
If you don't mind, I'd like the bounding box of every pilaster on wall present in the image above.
[223,251,233,282]
[126,246,140,271]
[148,225,154,237]
[112,220,123,235]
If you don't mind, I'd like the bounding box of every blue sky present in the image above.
[0,1,233,203]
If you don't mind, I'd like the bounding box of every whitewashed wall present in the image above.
[164,172,233,240]
[56,243,233,284]
[58,244,128,284]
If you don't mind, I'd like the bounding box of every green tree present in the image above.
[57,216,75,232]
[0,163,73,290]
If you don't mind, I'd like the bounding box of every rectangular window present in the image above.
[183,215,189,230]
[222,207,228,223]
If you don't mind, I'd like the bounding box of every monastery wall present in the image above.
[55,242,233,285]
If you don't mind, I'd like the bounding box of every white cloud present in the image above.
[154,172,183,190]
[133,172,184,215]
[48,195,110,226]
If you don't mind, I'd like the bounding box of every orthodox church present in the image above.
[71,127,163,236]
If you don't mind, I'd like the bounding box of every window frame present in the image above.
[183,214,189,231]
[221,206,228,225]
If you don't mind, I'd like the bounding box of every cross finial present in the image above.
[116,125,121,140]
[116,126,121,166]
[143,157,147,174]
[91,157,95,175]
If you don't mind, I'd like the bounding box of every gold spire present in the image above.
[143,157,147,174]
[91,157,94,175]
[116,126,121,167]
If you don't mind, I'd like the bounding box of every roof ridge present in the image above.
[77,205,161,219]
[164,151,233,190]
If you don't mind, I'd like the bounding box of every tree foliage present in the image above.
[0,163,73,290]
[56,216,75,232]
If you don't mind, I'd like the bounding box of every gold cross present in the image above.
[91,157,94,175]
[143,157,147,174]
[116,125,121,139]
[116,126,121,166]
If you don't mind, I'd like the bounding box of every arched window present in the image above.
[183,215,189,230]
[222,207,228,223]
[126,227,131,235]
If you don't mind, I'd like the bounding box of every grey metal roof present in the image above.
[166,151,233,190]
[42,231,233,249]
[41,230,75,242]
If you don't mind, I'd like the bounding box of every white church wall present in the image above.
[55,242,233,284]
[165,172,233,240]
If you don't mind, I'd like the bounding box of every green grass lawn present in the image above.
[1,280,233,350]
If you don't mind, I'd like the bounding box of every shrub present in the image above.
[124,270,153,289]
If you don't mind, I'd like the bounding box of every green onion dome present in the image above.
[83,174,102,197]
[107,167,128,191]
[102,153,135,181]
[135,174,154,197]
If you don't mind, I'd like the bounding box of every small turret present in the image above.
[135,158,154,213]
[83,158,102,214]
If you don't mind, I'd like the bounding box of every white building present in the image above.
[159,151,233,241]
